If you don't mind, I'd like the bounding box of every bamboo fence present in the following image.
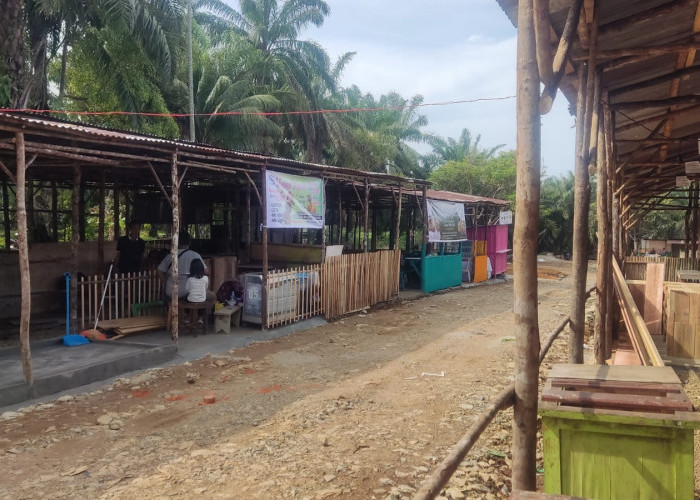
[78,269,161,330]
[624,256,700,281]
[322,250,400,320]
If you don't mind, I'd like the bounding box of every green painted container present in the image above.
[540,364,700,500]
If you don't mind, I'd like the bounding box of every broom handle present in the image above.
[93,264,114,330]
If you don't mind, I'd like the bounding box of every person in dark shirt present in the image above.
[115,221,146,274]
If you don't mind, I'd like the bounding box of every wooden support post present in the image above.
[3,177,10,249]
[338,188,343,245]
[15,132,32,386]
[98,172,105,269]
[113,183,120,239]
[322,179,327,262]
[363,178,370,252]
[604,100,615,358]
[26,180,36,243]
[70,166,81,333]
[51,180,58,241]
[570,61,591,364]
[371,202,377,251]
[394,185,403,251]
[421,184,429,250]
[512,0,541,491]
[261,166,269,329]
[246,180,251,261]
[594,120,608,364]
[78,178,86,242]
[170,152,180,342]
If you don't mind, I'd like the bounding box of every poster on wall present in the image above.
[426,199,468,243]
[499,210,513,225]
[265,170,324,229]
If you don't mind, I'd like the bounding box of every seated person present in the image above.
[157,231,215,302]
[184,259,209,324]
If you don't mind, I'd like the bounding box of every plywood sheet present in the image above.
[643,263,665,335]
[548,364,680,384]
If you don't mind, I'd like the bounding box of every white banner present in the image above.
[426,199,468,242]
[499,210,513,225]
[266,171,324,229]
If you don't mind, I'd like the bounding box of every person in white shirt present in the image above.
[186,259,208,303]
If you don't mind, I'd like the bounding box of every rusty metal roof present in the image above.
[426,189,510,206]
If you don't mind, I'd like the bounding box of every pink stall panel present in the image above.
[486,225,509,275]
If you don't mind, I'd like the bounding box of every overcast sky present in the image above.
[305,0,576,176]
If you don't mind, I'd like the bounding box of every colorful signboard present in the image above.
[426,199,468,242]
[265,171,324,229]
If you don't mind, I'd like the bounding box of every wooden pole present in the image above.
[246,180,251,262]
[3,177,10,249]
[594,118,608,364]
[98,172,105,270]
[338,188,343,245]
[604,100,615,358]
[170,152,180,342]
[261,166,269,329]
[78,178,86,242]
[570,61,591,364]
[113,183,120,239]
[70,166,81,333]
[51,180,58,241]
[363,178,370,252]
[15,132,32,386]
[512,0,541,491]
[394,185,403,251]
[534,0,553,86]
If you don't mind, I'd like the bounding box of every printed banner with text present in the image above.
[266,171,324,229]
[426,199,467,242]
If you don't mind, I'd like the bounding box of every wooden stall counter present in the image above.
[539,364,700,500]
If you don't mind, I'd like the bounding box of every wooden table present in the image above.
[539,364,700,500]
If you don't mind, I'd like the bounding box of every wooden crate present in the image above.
[540,364,700,500]
[664,283,700,359]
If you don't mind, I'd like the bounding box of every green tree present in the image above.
[429,150,517,201]
[538,172,575,254]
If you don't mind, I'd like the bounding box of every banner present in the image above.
[266,171,324,229]
[426,199,467,242]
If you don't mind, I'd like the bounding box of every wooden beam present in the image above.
[610,65,700,99]
[512,0,541,491]
[0,159,16,184]
[147,161,174,209]
[539,0,583,114]
[613,94,700,110]
[599,0,696,36]
[394,185,402,251]
[15,132,33,386]
[572,38,700,60]
[363,178,370,252]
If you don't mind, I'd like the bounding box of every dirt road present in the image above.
[1,260,578,499]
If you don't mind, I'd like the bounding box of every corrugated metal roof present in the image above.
[426,189,509,206]
[494,0,700,205]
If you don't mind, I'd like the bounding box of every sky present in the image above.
[305,0,576,176]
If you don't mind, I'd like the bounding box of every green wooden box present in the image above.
[540,364,700,500]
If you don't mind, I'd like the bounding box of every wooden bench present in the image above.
[213,305,242,334]
[178,300,214,337]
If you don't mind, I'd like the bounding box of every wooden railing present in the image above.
[625,256,699,281]
[78,270,161,330]
[265,265,323,328]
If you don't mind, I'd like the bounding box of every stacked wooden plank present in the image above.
[97,315,166,338]
[664,282,700,359]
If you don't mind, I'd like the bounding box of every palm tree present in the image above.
[539,172,575,254]
[423,128,505,172]
[221,0,335,161]
[0,0,25,107]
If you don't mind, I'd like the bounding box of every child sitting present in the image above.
[185,259,208,323]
